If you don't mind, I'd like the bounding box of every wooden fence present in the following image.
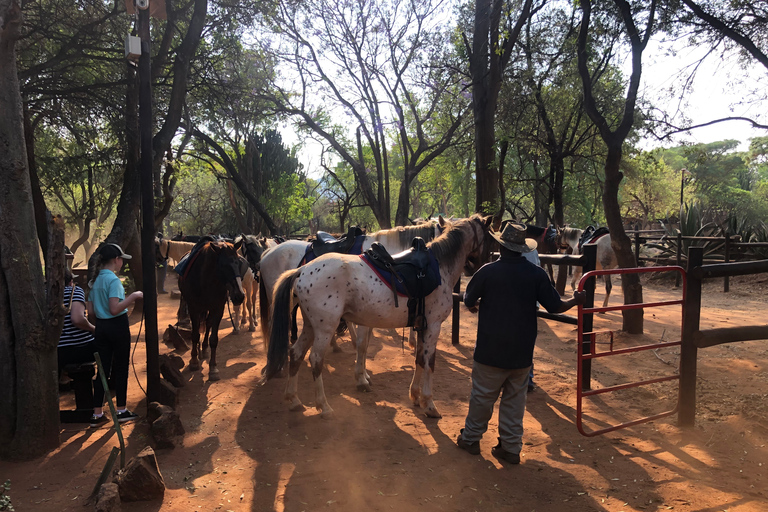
[678,246,768,426]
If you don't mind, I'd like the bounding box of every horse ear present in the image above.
[482,215,493,229]
[234,239,243,251]
[438,215,446,227]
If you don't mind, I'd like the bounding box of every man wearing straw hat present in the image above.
[457,222,585,464]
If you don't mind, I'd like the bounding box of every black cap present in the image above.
[100,243,132,260]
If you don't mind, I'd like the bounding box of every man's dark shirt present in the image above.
[463,253,565,369]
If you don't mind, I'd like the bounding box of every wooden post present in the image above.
[452,278,461,345]
[675,233,682,287]
[580,244,597,391]
[724,233,730,292]
[679,246,703,427]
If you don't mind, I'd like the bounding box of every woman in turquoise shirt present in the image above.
[88,243,143,428]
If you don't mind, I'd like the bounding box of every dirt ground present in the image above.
[2,269,768,512]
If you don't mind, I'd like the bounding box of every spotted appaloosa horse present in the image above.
[178,240,245,381]
[262,214,493,419]
[257,221,442,350]
[556,226,618,308]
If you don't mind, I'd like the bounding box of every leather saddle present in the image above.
[364,237,441,330]
[311,226,364,258]
[579,226,609,249]
[365,237,440,299]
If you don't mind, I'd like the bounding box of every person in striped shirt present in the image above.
[58,268,97,379]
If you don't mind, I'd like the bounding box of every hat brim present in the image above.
[119,253,132,260]
[490,231,537,253]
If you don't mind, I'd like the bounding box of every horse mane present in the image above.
[428,215,482,269]
[372,222,438,248]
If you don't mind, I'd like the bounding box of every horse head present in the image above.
[237,234,266,275]
[463,214,494,276]
[211,241,246,306]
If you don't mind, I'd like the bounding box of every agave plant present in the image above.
[645,203,724,262]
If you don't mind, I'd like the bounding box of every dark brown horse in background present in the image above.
[178,240,246,381]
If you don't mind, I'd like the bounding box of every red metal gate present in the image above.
[576,266,686,436]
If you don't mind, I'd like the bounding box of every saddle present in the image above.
[311,226,364,257]
[363,237,441,330]
[579,226,609,250]
[300,226,365,265]
[175,236,217,280]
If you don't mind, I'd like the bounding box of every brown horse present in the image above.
[178,240,245,381]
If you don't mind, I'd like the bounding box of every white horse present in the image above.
[258,222,442,349]
[556,226,618,308]
[262,215,492,419]
[156,239,196,267]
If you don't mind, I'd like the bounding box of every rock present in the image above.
[165,325,190,354]
[166,353,185,370]
[157,379,179,409]
[95,482,121,512]
[115,446,165,502]
[151,408,186,449]
[159,354,185,388]
[146,402,174,424]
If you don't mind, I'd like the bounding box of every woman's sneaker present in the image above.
[89,415,109,428]
[116,410,140,423]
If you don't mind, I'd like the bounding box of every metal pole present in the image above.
[138,7,160,404]
[723,233,730,292]
[580,244,597,391]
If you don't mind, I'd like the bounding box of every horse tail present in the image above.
[259,276,271,352]
[263,268,301,381]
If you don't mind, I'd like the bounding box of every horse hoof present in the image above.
[233,328,240,334]
[189,362,200,371]
[320,408,335,419]
[208,372,220,382]
[289,402,306,412]
[249,325,256,332]
[357,383,373,393]
[424,407,442,419]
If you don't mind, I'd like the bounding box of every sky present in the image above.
[638,39,766,152]
[288,36,767,178]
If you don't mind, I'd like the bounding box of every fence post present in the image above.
[724,233,730,292]
[580,244,597,391]
[452,278,461,345]
[675,233,683,287]
[679,246,703,427]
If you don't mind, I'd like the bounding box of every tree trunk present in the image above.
[394,169,415,226]
[0,1,64,457]
[603,145,643,333]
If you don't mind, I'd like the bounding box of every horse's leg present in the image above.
[354,325,373,392]
[308,325,337,419]
[416,322,443,418]
[207,305,225,381]
[247,285,257,332]
[601,275,612,310]
[409,330,425,407]
[188,311,201,371]
[202,320,211,361]
[347,323,358,349]
[408,328,417,351]
[232,301,242,334]
[290,303,299,343]
[284,320,314,412]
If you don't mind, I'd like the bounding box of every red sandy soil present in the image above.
[2,270,767,512]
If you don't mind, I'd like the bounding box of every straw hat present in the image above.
[490,222,537,253]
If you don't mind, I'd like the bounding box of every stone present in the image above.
[159,354,185,388]
[157,379,179,409]
[165,325,190,354]
[166,353,185,370]
[146,402,174,424]
[150,408,186,449]
[94,482,121,512]
[115,446,165,502]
